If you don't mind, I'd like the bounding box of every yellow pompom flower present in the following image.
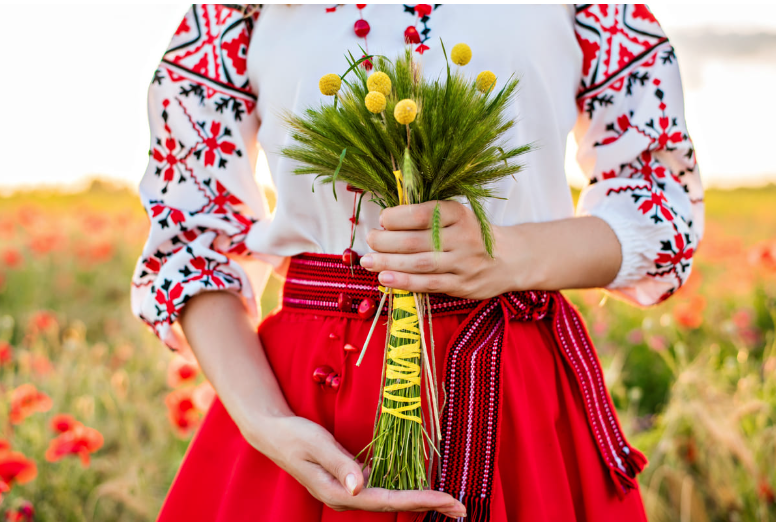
[365,91,387,113]
[476,70,496,93]
[319,73,341,96]
[366,72,392,96]
[450,43,472,66]
[394,99,417,125]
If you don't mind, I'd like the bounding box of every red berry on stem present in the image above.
[329,375,341,391]
[342,248,359,266]
[404,26,421,44]
[354,19,370,38]
[358,297,377,319]
[338,292,353,312]
[313,365,334,383]
[344,343,359,353]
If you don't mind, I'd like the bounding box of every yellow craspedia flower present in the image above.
[476,70,496,93]
[394,99,417,125]
[365,91,387,113]
[366,72,392,96]
[319,73,341,96]
[450,43,472,66]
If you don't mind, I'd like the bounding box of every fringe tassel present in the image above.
[610,445,649,499]
[422,495,491,522]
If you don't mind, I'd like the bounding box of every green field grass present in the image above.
[0,181,774,521]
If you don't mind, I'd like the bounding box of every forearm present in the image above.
[497,215,622,292]
[179,291,293,446]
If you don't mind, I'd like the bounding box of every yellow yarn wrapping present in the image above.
[381,289,422,423]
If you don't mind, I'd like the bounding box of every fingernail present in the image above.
[345,473,357,495]
[442,512,466,519]
[379,272,394,284]
[379,212,384,227]
[360,255,373,268]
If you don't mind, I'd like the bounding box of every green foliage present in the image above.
[282,46,531,256]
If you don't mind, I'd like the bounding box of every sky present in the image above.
[0,3,775,194]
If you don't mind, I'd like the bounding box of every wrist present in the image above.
[493,223,549,292]
[240,410,295,458]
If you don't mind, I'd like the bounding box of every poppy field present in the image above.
[0,180,775,521]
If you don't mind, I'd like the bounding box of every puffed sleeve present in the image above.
[131,5,270,350]
[572,4,704,306]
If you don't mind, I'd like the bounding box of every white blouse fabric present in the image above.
[131,4,704,350]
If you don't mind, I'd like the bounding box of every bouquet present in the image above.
[282,42,530,490]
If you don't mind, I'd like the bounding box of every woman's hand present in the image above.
[361,200,526,299]
[250,415,467,518]
[181,292,466,519]
[360,200,624,297]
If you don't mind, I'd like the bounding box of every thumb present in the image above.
[317,439,365,496]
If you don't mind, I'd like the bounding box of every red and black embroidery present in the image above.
[191,121,241,169]
[403,4,440,54]
[157,5,258,119]
[150,100,192,194]
[575,4,667,109]
[574,4,703,304]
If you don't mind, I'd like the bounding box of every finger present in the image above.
[360,252,452,274]
[378,272,458,295]
[349,488,466,515]
[315,439,365,496]
[380,201,465,231]
[367,225,459,254]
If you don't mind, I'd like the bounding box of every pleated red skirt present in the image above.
[158,254,647,521]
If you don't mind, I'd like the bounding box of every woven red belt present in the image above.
[283,253,646,521]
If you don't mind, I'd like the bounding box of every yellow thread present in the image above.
[381,290,422,423]
[393,170,404,205]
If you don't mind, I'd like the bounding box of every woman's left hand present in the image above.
[360,200,526,299]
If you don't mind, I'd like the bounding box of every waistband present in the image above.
[282,252,549,320]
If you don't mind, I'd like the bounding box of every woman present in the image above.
[131,4,703,521]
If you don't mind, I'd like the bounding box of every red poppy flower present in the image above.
[4,500,35,522]
[165,389,201,436]
[32,354,53,376]
[29,311,57,332]
[166,355,199,388]
[9,384,53,425]
[45,423,104,467]
[50,414,78,434]
[0,440,10,452]
[673,295,706,329]
[2,248,22,269]
[0,341,12,366]
[0,451,37,496]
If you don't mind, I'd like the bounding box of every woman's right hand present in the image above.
[250,415,467,519]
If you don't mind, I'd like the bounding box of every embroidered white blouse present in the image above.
[131,4,704,350]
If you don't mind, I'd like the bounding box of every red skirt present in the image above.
[158,253,648,522]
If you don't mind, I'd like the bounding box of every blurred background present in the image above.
[0,4,775,521]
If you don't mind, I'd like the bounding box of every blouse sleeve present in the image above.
[572,4,704,306]
[130,4,269,351]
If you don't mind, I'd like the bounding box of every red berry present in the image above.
[338,292,353,312]
[358,297,377,319]
[325,372,337,388]
[404,26,421,44]
[342,248,359,266]
[329,375,341,391]
[313,365,333,383]
[354,19,370,38]
[344,343,359,353]
[356,4,367,9]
